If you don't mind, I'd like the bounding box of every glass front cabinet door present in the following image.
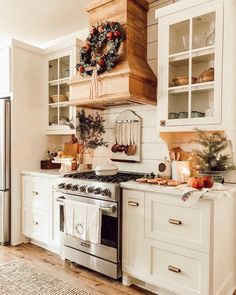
[157,1,223,130]
[46,49,76,134]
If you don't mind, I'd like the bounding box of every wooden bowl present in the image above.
[173,76,197,86]
[51,95,68,103]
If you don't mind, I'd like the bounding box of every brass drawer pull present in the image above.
[168,265,181,273]
[32,191,39,196]
[128,201,139,207]
[168,218,182,225]
[32,221,39,225]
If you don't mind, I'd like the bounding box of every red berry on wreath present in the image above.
[114,31,121,38]
[98,58,105,67]
[90,27,97,35]
[98,25,104,33]
[107,31,113,40]
[78,65,85,73]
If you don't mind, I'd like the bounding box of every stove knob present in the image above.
[101,189,111,197]
[72,185,79,191]
[66,183,72,190]
[58,183,66,189]
[94,187,102,195]
[87,186,95,194]
[80,185,86,193]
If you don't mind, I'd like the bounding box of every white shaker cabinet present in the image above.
[122,187,236,295]
[22,174,60,253]
[0,47,11,96]
[156,0,236,132]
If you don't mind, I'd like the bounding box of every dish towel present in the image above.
[181,183,233,207]
[86,203,102,244]
[72,201,87,240]
[64,199,74,236]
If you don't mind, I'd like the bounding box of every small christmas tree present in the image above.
[194,129,234,172]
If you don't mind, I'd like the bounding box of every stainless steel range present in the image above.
[56,171,142,279]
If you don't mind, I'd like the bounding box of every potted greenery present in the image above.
[69,109,108,169]
[194,129,235,183]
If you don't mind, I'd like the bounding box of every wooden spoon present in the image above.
[111,122,119,153]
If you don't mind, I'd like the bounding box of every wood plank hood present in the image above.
[67,0,157,109]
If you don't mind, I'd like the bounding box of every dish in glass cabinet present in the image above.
[173,76,197,86]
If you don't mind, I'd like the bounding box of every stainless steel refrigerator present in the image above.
[0,98,10,245]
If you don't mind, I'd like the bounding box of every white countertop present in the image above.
[121,180,236,197]
[22,169,64,178]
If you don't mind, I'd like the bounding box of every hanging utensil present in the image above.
[111,122,119,153]
[124,121,129,154]
[117,121,125,152]
[127,121,137,156]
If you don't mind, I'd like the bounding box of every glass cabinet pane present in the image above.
[59,83,69,102]
[169,20,190,55]
[169,58,189,87]
[59,106,70,126]
[49,59,58,81]
[191,89,214,118]
[59,55,70,79]
[168,93,189,120]
[49,84,58,104]
[49,106,58,126]
[192,12,215,49]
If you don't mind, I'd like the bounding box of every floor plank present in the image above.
[0,243,153,295]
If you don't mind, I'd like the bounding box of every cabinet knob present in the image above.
[32,221,39,225]
[168,218,182,225]
[128,201,139,207]
[32,191,39,196]
[168,265,181,273]
[160,120,166,127]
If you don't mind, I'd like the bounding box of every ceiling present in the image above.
[0,0,94,47]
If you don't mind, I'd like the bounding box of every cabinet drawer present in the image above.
[147,240,209,295]
[22,176,51,211]
[145,192,211,252]
[23,208,49,243]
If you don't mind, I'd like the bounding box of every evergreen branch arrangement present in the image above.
[194,129,234,172]
[74,109,108,151]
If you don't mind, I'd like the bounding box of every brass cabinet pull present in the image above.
[32,221,39,225]
[160,120,166,127]
[32,191,39,196]
[168,265,181,273]
[168,218,182,225]
[128,201,139,207]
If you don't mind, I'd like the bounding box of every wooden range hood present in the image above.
[67,0,157,109]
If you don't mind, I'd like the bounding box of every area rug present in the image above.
[0,261,91,295]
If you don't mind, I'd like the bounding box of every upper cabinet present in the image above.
[0,47,11,97]
[44,40,82,135]
[156,0,232,132]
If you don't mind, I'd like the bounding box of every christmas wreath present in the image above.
[76,21,125,77]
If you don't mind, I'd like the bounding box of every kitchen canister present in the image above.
[157,157,172,179]
[172,160,191,182]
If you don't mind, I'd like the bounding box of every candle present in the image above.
[180,167,190,183]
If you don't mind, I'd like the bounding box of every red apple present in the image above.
[107,31,113,40]
[202,176,214,188]
[114,30,121,38]
[98,58,105,67]
[78,65,85,73]
[188,177,204,190]
[85,42,91,51]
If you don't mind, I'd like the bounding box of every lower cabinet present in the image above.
[22,174,60,252]
[122,189,235,295]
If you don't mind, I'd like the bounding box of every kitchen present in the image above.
[0,0,236,294]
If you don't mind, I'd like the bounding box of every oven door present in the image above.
[57,193,120,264]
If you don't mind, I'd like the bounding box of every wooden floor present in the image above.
[0,243,153,295]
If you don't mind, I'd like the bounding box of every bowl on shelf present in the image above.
[172,76,197,86]
[51,94,68,103]
[65,91,70,100]
[198,67,214,83]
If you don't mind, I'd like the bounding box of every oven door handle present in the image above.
[99,205,116,213]
[57,198,116,213]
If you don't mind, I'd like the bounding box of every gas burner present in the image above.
[63,171,143,184]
